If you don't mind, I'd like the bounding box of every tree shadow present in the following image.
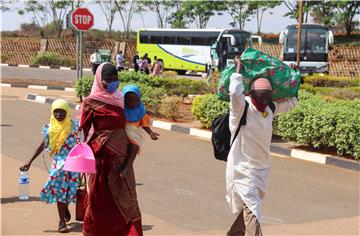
[0,196,41,204]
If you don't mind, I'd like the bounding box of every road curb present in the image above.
[1,63,92,72]
[1,83,75,92]
[25,93,359,172]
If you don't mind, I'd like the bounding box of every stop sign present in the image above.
[71,8,94,31]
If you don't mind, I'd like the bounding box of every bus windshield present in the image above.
[226,32,252,59]
[285,28,327,54]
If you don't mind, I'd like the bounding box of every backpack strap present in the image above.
[230,101,249,147]
[268,101,276,114]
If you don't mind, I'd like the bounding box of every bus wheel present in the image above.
[177,70,186,75]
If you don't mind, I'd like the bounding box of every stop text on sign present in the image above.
[71,8,94,31]
[74,15,92,25]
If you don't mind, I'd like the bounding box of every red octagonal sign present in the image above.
[71,8,94,31]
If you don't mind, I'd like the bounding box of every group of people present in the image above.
[132,51,163,76]
[90,49,163,77]
[21,53,298,235]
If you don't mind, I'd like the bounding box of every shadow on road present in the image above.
[43,222,83,233]
[0,196,41,204]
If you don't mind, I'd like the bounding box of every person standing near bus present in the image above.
[90,49,101,75]
[116,50,125,71]
[133,51,140,72]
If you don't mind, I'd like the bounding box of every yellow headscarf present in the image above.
[49,99,72,157]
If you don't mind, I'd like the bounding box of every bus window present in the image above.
[164,36,176,44]
[191,37,210,46]
[177,36,191,45]
[150,36,163,44]
[140,35,150,44]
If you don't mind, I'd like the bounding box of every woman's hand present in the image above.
[20,163,31,171]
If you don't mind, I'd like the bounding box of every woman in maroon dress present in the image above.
[80,63,142,236]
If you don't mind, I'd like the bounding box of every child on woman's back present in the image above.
[122,84,159,153]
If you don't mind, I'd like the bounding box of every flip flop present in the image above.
[58,221,69,233]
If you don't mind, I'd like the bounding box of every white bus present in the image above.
[279,24,334,74]
[137,28,262,74]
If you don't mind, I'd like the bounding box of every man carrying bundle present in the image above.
[226,55,299,236]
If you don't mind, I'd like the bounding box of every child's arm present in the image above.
[143,127,159,140]
[19,138,46,171]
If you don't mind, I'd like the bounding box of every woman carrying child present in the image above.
[80,63,143,236]
[20,99,79,233]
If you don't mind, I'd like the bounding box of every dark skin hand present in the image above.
[19,108,67,171]
[125,92,160,140]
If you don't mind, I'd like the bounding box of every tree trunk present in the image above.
[345,22,352,36]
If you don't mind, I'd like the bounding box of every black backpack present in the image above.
[211,101,275,162]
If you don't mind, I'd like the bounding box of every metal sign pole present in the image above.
[80,31,83,78]
[76,30,80,79]
[296,0,303,67]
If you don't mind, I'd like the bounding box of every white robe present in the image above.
[226,73,297,221]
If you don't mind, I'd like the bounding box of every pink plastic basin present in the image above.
[63,143,96,174]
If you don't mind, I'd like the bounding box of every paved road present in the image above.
[1,65,205,82]
[1,65,93,81]
[1,92,359,235]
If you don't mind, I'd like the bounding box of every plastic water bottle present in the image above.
[19,171,29,200]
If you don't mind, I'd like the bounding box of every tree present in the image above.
[311,0,360,36]
[97,0,117,34]
[17,0,71,38]
[18,0,49,38]
[114,0,139,38]
[283,0,319,23]
[226,1,253,30]
[48,0,71,37]
[139,0,173,28]
[331,1,360,36]
[248,1,282,35]
[167,1,188,28]
[178,0,226,29]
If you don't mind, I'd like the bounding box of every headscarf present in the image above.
[49,99,72,157]
[251,78,272,91]
[87,62,124,108]
[122,84,146,123]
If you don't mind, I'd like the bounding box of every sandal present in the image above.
[64,209,71,222]
[58,221,69,233]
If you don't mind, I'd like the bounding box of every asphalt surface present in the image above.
[0,65,205,82]
[1,66,93,81]
[1,93,359,235]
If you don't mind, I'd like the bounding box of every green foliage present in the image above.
[174,0,226,29]
[159,96,183,120]
[191,94,228,128]
[75,76,94,98]
[276,91,360,159]
[118,71,211,96]
[300,84,360,100]
[303,75,360,87]
[31,52,74,67]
